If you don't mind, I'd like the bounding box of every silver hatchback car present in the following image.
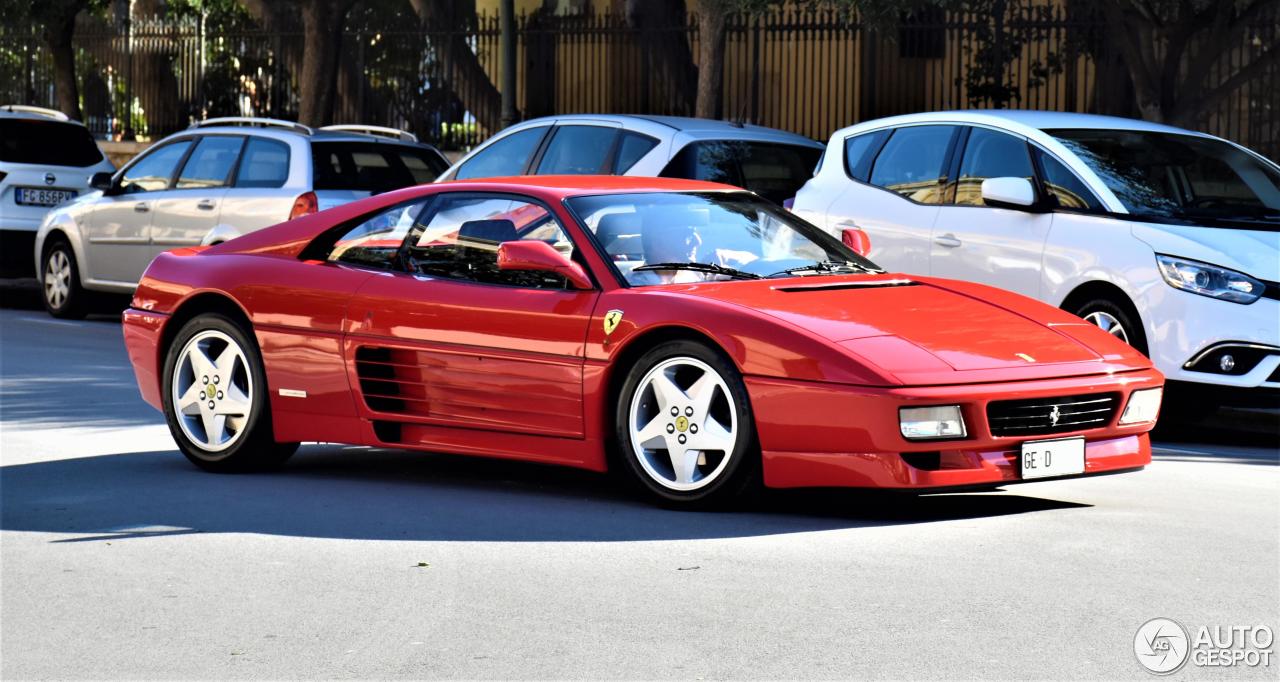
[34,118,448,317]
[438,114,824,206]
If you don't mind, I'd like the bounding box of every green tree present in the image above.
[407,0,508,133]
[241,0,358,126]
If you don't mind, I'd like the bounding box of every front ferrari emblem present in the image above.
[675,416,689,432]
[603,309,624,335]
[1049,405,1061,427]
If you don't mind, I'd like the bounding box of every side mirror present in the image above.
[496,240,593,290]
[841,227,872,257]
[981,177,1040,211]
[89,171,117,194]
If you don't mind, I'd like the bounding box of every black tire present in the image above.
[161,313,298,472]
[614,340,760,509]
[40,237,88,319]
[1070,296,1149,356]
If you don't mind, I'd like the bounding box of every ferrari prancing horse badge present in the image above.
[603,309,624,335]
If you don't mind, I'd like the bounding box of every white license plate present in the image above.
[1020,437,1085,479]
[15,187,76,207]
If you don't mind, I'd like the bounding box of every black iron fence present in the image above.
[0,5,1276,159]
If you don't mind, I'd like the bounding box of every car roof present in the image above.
[434,174,740,198]
[835,109,1210,138]
[0,106,85,126]
[511,114,823,147]
[161,125,443,150]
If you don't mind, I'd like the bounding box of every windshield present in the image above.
[567,191,880,286]
[1048,129,1280,225]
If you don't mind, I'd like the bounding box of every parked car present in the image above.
[436,114,824,205]
[34,117,449,318]
[121,175,1162,508]
[1,105,115,278]
[793,111,1279,414]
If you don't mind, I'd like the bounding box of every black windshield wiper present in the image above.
[768,260,880,278]
[632,262,763,280]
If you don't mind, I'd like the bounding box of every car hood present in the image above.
[1129,220,1280,281]
[656,274,1146,385]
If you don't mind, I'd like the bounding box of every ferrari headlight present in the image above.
[1156,255,1263,304]
[899,405,966,440]
[1119,388,1163,425]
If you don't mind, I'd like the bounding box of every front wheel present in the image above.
[1072,297,1149,356]
[41,238,88,319]
[615,340,759,509]
[162,313,297,472]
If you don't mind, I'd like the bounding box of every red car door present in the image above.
[342,192,599,439]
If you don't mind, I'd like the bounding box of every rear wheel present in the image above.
[1071,296,1148,356]
[41,238,88,319]
[162,313,297,472]
[615,340,759,509]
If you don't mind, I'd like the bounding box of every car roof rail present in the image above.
[319,124,418,143]
[1,105,71,121]
[191,117,314,135]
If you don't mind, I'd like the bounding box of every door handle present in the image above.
[934,233,962,248]
[197,199,216,211]
[133,202,150,213]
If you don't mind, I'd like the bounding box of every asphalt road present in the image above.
[2,297,1277,680]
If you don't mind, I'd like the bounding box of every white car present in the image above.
[793,110,1280,413]
[437,114,823,205]
[1,105,115,278]
[34,118,448,318]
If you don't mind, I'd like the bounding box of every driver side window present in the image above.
[405,195,576,289]
[326,199,431,270]
[121,140,193,193]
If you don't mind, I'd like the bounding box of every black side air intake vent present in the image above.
[774,279,917,293]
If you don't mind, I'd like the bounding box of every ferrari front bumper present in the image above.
[747,369,1163,490]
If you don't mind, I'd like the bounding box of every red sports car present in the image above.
[122,176,1164,508]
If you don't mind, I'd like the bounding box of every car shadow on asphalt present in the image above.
[0,444,1092,544]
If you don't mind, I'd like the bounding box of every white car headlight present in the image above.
[1119,387,1163,425]
[1156,255,1264,304]
[899,405,966,440]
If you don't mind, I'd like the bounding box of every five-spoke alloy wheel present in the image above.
[172,329,255,452]
[162,313,297,472]
[616,340,758,508]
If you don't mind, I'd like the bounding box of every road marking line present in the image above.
[16,316,86,327]
[1153,445,1224,456]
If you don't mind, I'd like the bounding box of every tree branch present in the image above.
[1178,42,1280,125]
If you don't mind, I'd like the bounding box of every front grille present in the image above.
[987,392,1120,437]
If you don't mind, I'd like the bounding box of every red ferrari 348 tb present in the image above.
[123,176,1164,508]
